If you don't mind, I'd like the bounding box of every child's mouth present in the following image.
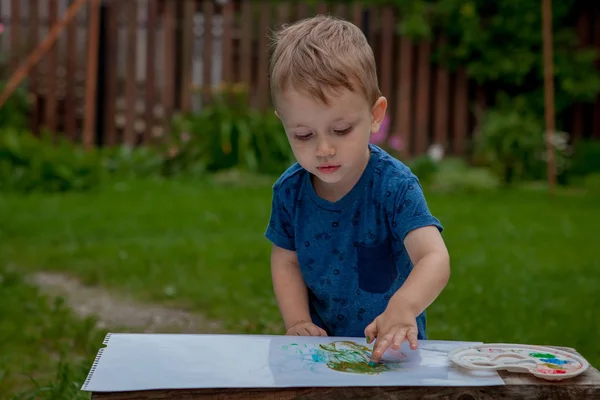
[317,165,341,174]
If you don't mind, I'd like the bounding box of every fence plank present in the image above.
[594,6,600,139]
[316,1,327,15]
[202,0,214,102]
[65,0,79,140]
[452,67,468,154]
[83,0,100,150]
[144,0,158,143]
[222,0,234,87]
[276,2,290,28]
[257,1,270,110]
[238,0,252,93]
[99,1,117,145]
[297,2,309,20]
[414,39,431,155]
[433,37,449,149]
[180,0,194,112]
[124,0,138,146]
[10,0,20,71]
[44,0,59,134]
[379,6,394,100]
[162,0,175,119]
[572,11,590,140]
[333,3,347,19]
[352,2,362,28]
[28,0,40,134]
[395,36,413,158]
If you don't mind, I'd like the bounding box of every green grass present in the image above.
[0,265,106,399]
[1,176,599,396]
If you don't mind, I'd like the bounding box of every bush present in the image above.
[568,139,600,178]
[472,99,571,185]
[0,129,167,194]
[162,88,295,177]
[0,129,104,193]
[429,158,500,193]
[0,82,30,132]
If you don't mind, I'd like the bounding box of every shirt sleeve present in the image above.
[389,178,443,242]
[265,187,296,251]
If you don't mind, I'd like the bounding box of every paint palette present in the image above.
[448,343,589,381]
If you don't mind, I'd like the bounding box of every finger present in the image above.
[407,328,419,350]
[391,328,409,351]
[302,327,313,336]
[307,325,322,336]
[318,327,328,336]
[364,321,378,344]
[371,333,393,363]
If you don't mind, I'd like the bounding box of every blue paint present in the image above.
[540,358,570,365]
[311,349,327,363]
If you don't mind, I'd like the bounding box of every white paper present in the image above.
[81,333,504,392]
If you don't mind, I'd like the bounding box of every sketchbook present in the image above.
[81,333,505,392]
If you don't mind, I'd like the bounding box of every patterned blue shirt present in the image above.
[265,144,443,339]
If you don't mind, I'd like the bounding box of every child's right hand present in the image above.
[286,320,328,336]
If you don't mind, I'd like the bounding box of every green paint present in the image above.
[530,352,556,358]
[366,336,371,342]
[318,341,390,375]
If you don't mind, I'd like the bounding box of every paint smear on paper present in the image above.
[282,340,409,375]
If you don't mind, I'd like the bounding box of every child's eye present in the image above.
[334,127,352,135]
[295,133,313,140]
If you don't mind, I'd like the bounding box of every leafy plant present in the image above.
[568,139,600,178]
[0,81,30,132]
[376,0,600,120]
[0,129,104,193]
[162,87,295,177]
[472,97,571,184]
[100,145,164,179]
[429,157,500,193]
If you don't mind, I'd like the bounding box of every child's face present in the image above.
[275,87,387,197]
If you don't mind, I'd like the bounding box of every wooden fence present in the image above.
[1,0,599,157]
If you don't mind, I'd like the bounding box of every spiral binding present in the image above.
[102,332,112,346]
[81,348,105,391]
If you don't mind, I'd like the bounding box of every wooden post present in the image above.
[83,0,101,150]
[542,0,557,191]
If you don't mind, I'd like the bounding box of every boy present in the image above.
[265,15,450,363]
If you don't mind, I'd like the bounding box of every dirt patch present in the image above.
[27,271,223,334]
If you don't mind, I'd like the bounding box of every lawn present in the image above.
[1,175,599,396]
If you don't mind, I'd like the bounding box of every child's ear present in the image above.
[370,96,388,134]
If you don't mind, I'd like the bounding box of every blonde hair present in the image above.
[269,15,381,107]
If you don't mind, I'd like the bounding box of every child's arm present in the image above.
[366,226,449,360]
[271,244,327,336]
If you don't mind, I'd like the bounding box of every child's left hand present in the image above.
[364,305,419,363]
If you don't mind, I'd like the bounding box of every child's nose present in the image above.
[316,138,335,157]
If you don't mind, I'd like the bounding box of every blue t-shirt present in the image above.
[265,144,443,339]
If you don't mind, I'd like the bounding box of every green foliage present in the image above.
[162,89,295,177]
[0,129,104,193]
[406,154,439,184]
[0,82,30,132]
[407,153,499,192]
[472,97,571,184]
[568,139,600,178]
[101,145,164,179]
[0,128,166,194]
[370,0,600,119]
[0,265,105,399]
[429,157,500,193]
